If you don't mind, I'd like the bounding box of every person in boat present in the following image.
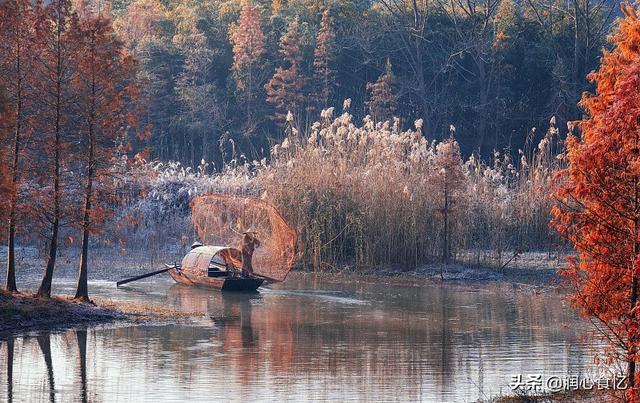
[241,230,260,277]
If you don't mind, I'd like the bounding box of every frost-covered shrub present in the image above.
[111,158,265,256]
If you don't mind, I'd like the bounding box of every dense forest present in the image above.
[0,0,621,297]
[108,0,617,165]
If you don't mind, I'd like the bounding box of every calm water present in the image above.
[0,274,596,402]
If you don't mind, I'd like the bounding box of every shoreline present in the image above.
[0,248,566,335]
[0,290,205,336]
[289,261,564,291]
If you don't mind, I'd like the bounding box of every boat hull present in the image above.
[168,269,264,292]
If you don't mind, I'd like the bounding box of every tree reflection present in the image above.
[77,329,88,403]
[5,337,14,403]
[36,334,55,403]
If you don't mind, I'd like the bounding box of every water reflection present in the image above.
[77,330,88,403]
[5,338,13,403]
[36,333,55,403]
[0,278,597,402]
[2,328,91,403]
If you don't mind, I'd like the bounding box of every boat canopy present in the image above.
[181,246,242,276]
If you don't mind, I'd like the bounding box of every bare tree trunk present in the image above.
[75,142,93,302]
[39,11,64,298]
[75,60,96,302]
[5,77,21,293]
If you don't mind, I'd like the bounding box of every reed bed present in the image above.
[111,106,564,272]
[262,108,564,270]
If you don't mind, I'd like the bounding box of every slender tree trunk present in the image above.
[38,216,59,297]
[75,137,93,302]
[75,57,96,302]
[5,71,21,293]
[38,16,63,298]
[573,0,580,113]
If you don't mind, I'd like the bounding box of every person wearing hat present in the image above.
[241,229,260,277]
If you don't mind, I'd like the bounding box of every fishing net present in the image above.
[191,194,297,282]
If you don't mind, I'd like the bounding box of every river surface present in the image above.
[0,273,597,402]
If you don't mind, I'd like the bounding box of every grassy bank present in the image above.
[0,290,124,333]
[0,289,204,334]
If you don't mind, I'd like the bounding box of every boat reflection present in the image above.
[167,284,263,351]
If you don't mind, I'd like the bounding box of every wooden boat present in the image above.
[167,245,264,292]
[116,194,296,291]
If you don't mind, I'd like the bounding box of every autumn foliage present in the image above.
[552,4,640,395]
[0,1,139,300]
[265,17,306,125]
[230,0,265,131]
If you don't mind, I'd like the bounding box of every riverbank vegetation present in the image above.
[3,0,640,399]
[0,0,596,296]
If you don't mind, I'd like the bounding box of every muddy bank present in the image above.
[0,290,204,335]
[0,290,124,333]
[292,261,563,292]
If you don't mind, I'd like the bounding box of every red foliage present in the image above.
[552,4,640,394]
[265,17,306,125]
[72,7,139,300]
[313,8,335,110]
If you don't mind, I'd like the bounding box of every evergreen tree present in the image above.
[313,8,335,110]
[366,59,397,122]
[265,17,307,125]
[230,0,265,135]
[173,3,218,167]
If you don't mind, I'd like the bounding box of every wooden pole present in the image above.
[116,267,173,287]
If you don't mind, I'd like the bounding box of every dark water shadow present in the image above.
[5,338,14,403]
[77,329,88,403]
[36,333,56,403]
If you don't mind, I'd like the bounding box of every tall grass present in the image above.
[112,106,563,271]
[262,108,563,270]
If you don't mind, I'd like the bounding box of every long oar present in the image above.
[116,266,174,287]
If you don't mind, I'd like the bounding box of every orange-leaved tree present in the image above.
[265,16,307,126]
[230,0,265,134]
[0,0,38,293]
[72,8,138,301]
[553,4,640,395]
[33,0,82,298]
